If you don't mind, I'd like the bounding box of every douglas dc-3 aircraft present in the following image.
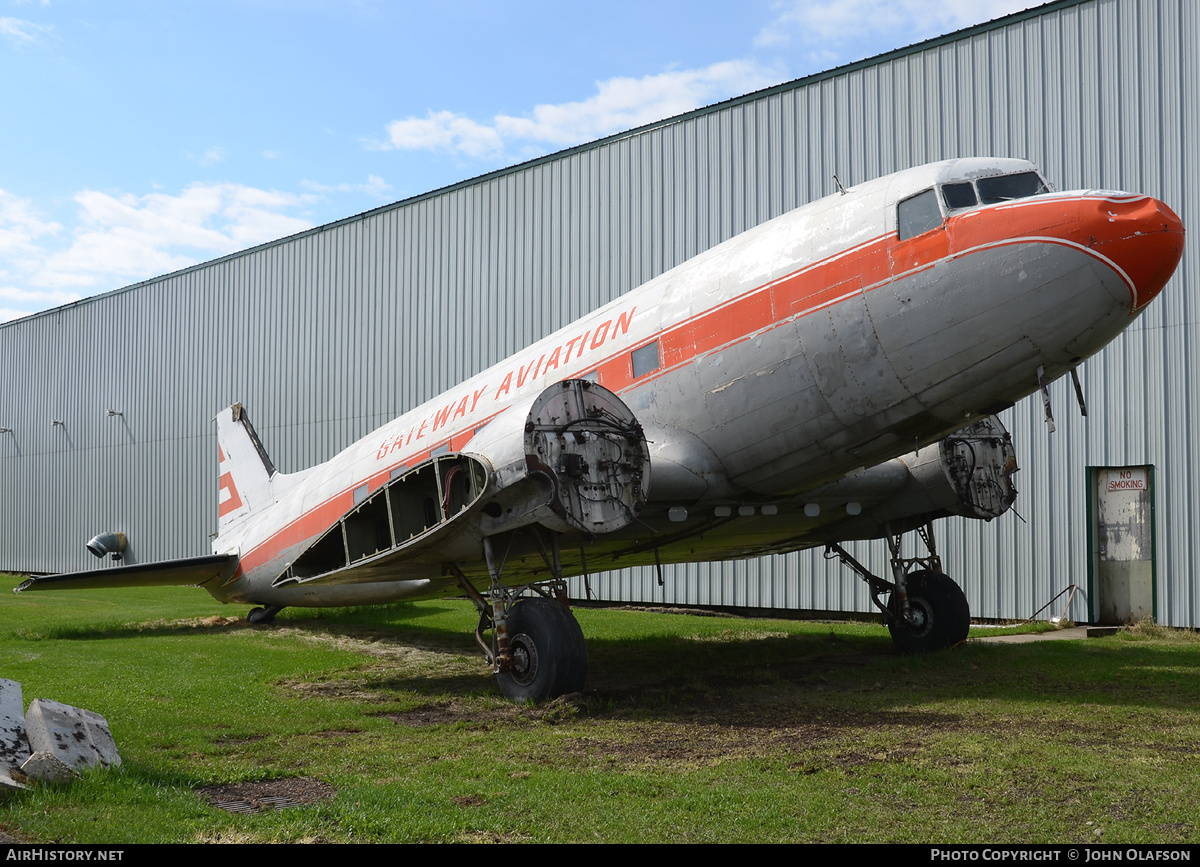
[16,158,1184,701]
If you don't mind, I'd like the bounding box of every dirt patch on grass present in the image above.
[197,777,335,813]
[380,694,582,728]
[282,676,393,704]
[565,721,822,767]
[382,699,517,727]
[560,708,965,769]
[211,733,267,746]
[277,623,482,677]
[276,624,490,703]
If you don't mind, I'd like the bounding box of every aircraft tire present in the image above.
[247,606,276,625]
[887,570,970,653]
[495,598,588,702]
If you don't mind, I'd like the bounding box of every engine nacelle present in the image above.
[809,415,1018,541]
[467,379,650,535]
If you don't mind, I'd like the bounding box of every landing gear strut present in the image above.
[825,520,970,652]
[449,533,588,702]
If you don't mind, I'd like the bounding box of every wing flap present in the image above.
[13,555,239,594]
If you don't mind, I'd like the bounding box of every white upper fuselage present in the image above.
[213,158,1183,603]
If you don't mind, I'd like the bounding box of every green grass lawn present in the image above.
[2,576,1198,843]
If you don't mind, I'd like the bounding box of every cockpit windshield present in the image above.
[976,171,1050,204]
[941,171,1050,213]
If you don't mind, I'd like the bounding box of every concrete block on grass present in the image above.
[25,699,121,771]
[1,679,30,776]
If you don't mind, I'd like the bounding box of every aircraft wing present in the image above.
[13,555,240,594]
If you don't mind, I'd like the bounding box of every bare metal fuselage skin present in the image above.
[208,158,1183,609]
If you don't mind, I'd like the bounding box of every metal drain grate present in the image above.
[210,796,302,814]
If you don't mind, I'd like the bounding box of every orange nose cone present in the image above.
[1087,196,1185,312]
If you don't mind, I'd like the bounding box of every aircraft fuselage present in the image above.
[212,158,1183,608]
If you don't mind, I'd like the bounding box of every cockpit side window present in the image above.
[897,189,943,241]
[976,171,1049,204]
[942,182,978,211]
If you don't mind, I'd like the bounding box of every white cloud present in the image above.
[362,174,392,198]
[0,286,82,306]
[301,174,394,198]
[201,146,227,166]
[31,184,314,290]
[0,306,41,323]
[755,0,1037,52]
[0,17,53,45]
[0,190,61,260]
[380,59,781,158]
[494,61,778,146]
[385,110,504,157]
[0,183,314,320]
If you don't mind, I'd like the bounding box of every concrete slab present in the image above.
[0,679,29,776]
[20,751,74,784]
[0,768,26,792]
[24,699,121,771]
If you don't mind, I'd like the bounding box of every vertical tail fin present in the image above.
[216,403,277,534]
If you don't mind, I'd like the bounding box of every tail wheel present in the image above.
[888,570,970,652]
[495,598,587,702]
[247,605,282,625]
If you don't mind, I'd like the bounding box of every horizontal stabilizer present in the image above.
[13,555,239,594]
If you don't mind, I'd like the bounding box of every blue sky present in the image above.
[0,0,1038,321]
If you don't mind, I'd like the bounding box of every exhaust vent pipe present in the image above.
[86,532,128,561]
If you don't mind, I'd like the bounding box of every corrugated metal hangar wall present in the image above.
[2,0,1196,625]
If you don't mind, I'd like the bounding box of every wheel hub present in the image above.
[508,635,538,685]
[903,597,933,636]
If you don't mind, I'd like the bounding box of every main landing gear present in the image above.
[886,569,970,652]
[450,534,588,702]
[826,521,970,652]
[494,595,588,702]
[453,577,588,702]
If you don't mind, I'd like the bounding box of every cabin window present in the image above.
[897,189,943,240]
[942,182,978,210]
[977,171,1049,204]
[631,340,660,379]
